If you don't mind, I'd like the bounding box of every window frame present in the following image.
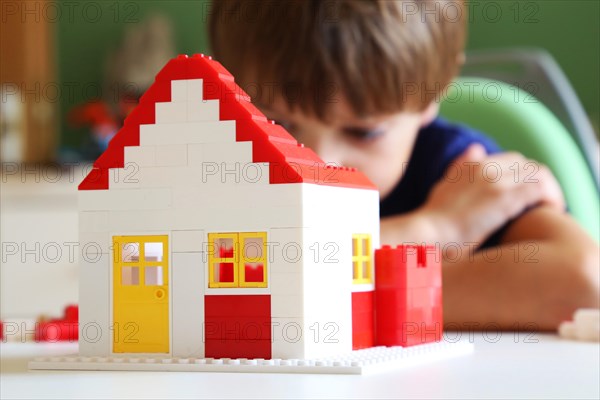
[239,232,268,288]
[113,235,168,288]
[352,233,372,284]
[208,233,239,288]
[208,232,268,288]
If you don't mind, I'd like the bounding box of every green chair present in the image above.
[440,77,600,242]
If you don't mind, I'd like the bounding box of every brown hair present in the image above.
[209,0,466,121]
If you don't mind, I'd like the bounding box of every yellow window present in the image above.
[208,232,268,288]
[352,234,372,284]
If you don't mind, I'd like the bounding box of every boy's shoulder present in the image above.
[417,117,502,166]
[381,117,502,216]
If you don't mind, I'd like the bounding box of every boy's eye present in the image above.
[342,127,385,142]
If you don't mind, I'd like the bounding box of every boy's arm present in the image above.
[380,143,597,330]
[380,144,565,251]
[443,206,600,330]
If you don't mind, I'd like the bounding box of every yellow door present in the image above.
[113,235,169,353]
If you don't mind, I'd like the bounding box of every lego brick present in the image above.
[134,166,202,189]
[186,53,235,83]
[204,288,270,296]
[301,184,380,244]
[108,166,141,190]
[204,295,270,318]
[270,294,304,318]
[171,183,298,216]
[273,315,352,360]
[187,100,219,122]
[35,321,78,342]
[269,272,303,296]
[172,253,205,358]
[375,307,442,347]
[171,185,237,210]
[374,244,443,347]
[201,142,253,163]
[205,338,271,360]
[35,305,79,342]
[30,337,474,374]
[204,317,271,341]
[170,205,303,232]
[78,211,110,233]
[154,54,189,82]
[232,182,303,207]
[351,283,376,293]
[155,144,188,167]
[78,253,110,356]
[124,145,156,167]
[218,94,268,122]
[351,291,374,351]
[376,308,443,347]
[79,232,110,255]
[410,287,442,309]
[303,316,353,360]
[205,77,251,104]
[155,102,187,123]
[375,290,410,310]
[271,317,306,359]
[170,79,188,103]
[204,294,272,359]
[93,145,125,169]
[107,209,174,232]
[187,79,204,102]
[187,144,204,166]
[236,119,297,145]
[374,245,415,290]
[197,162,270,187]
[139,121,236,146]
[78,188,172,211]
[172,230,204,253]
[138,79,171,105]
[78,167,109,190]
[235,161,270,185]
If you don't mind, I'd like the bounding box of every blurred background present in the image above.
[0,0,599,319]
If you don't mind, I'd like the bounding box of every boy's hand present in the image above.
[420,144,565,246]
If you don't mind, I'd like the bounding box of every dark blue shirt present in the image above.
[380,117,507,248]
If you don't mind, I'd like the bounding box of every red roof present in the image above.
[79,54,376,191]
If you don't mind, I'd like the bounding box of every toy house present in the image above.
[71,54,446,367]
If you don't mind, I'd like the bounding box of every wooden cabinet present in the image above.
[0,0,57,162]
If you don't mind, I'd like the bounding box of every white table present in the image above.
[1,332,598,399]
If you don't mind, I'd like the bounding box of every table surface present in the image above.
[1,332,598,399]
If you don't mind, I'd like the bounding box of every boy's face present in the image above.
[257,97,434,200]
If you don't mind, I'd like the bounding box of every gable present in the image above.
[79,54,376,191]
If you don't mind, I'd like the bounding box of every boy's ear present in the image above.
[420,102,440,127]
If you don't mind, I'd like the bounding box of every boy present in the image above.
[208,0,599,330]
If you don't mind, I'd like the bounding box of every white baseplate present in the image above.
[29,338,473,375]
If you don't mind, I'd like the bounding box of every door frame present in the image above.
[110,232,172,355]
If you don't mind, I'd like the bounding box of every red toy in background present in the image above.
[68,96,139,151]
[35,305,79,342]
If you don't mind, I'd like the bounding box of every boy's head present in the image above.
[209,0,466,198]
